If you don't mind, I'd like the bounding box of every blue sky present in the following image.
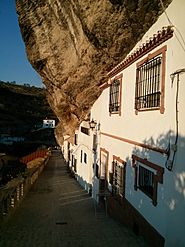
[0,0,42,87]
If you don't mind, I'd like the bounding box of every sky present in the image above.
[0,0,42,87]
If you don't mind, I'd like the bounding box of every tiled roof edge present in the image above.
[108,26,174,78]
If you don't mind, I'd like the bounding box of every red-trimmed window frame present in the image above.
[132,155,164,206]
[109,74,123,116]
[135,45,167,114]
[111,155,126,198]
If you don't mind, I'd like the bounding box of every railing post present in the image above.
[16,186,20,202]
[10,195,15,208]
[21,183,24,197]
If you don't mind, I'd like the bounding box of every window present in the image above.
[112,156,126,197]
[109,75,122,115]
[138,165,154,199]
[74,134,78,145]
[67,142,70,161]
[135,46,166,114]
[71,155,74,167]
[84,153,87,164]
[95,163,99,178]
[80,150,83,163]
[74,158,77,172]
[132,155,164,206]
[81,127,89,135]
[92,134,97,152]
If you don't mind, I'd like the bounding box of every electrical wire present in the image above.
[165,69,184,171]
[170,74,179,169]
[159,0,185,53]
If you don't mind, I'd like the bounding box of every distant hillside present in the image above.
[0,81,56,136]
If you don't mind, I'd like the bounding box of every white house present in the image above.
[63,121,96,195]
[42,119,55,129]
[63,0,185,246]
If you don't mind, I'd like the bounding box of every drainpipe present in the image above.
[165,68,185,171]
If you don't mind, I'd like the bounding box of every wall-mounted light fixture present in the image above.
[89,119,97,130]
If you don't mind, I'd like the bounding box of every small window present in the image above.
[92,134,97,151]
[132,155,164,206]
[138,165,154,199]
[81,127,89,135]
[95,163,99,178]
[74,158,77,172]
[109,75,122,115]
[84,153,87,164]
[80,150,83,163]
[67,142,70,160]
[74,134,78,145]
[71,155,74,167]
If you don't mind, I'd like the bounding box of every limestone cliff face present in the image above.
[16,0,171,145]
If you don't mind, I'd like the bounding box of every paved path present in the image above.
[0,151,148,247]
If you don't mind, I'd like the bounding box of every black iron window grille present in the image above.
[132,154,164,206]
[135,55,162,110]
[138,165,154,199]
[109,79,120,113]
[112,161,124,196]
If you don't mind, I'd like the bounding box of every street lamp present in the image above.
[89,119,97,130]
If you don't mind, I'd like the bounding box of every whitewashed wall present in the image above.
[72,123,94,193]
[63,140,69,163]
[91,0,185,246]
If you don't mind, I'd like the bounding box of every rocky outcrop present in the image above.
[16,0,171,144]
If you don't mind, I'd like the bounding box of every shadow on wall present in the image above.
[125,131,185,246]
[66,131,185,246]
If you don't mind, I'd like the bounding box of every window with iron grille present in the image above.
[109,78,121,114]
[138,165,154,199]
[112,161,125,196]
[135,55,162,110]
[132,154,164,206]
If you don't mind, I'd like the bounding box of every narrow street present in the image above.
[0,151,148,247]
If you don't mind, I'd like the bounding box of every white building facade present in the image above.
[42,119,55,128]
[63,1,185,246]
